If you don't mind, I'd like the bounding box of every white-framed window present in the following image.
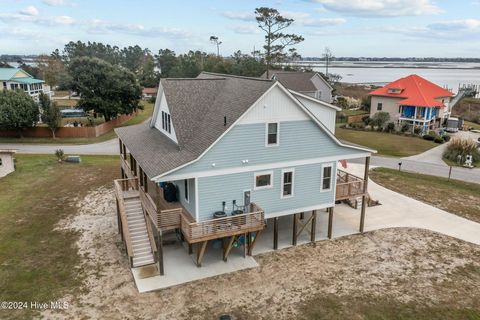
[161,111,172,134]
[254,171,273,190]
[377,103,383,111]
[321,163,333,192]
[266,122,279,146]
[281,168,294,198]
[184,179,189,203]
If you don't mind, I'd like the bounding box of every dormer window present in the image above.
[266,123,279,146]
[161,111,171,134]
[388,88,403,94]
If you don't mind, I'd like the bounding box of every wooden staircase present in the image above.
[124,196,155,268]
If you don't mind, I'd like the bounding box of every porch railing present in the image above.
[336,170,365,200]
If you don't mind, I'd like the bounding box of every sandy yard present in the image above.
[42,186,480,320]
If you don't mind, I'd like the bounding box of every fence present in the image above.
[0,113,136,138]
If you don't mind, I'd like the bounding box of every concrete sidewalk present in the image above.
[0,138,119,155]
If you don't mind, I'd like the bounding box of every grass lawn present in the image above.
[465,120,480,130]
[0,102,154,145]
[0,154,118,320]
[370,167,480,223]
[55,99,78,108]
[342,109,368,116]
[336,128,437,157]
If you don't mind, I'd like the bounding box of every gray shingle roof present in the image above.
[115,72,274,179]
[261,71,333,93]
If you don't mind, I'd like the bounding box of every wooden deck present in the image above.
[335,170,366,201]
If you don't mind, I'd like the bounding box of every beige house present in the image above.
[0,150,16,178]
[369,74,453,132]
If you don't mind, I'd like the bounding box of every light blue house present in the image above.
[0,68,52,102]
[115,72,373,272]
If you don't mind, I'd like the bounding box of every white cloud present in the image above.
[20,6,39,16]
[0,12,75,26]
[385,19,480,40]
[222,11,255,21]
[303,18,346,27]
[86,20,190,39]
[231,25,260,34]
[310,0,443,17]
[42,0,66,6]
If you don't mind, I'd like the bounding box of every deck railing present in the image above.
[336,170,365,200]
[180,203,265,243]
[113,179,134,265]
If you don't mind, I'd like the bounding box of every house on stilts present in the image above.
[114,72,374,278]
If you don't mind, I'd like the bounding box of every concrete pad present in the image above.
[132,239,258,293]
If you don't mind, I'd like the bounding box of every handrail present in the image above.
[113,180,134,260]
[336,170,365,200]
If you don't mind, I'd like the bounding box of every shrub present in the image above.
[423,134,435,141]
[362,115,371,125]
[386,122,395,133]
[351,122,366,129]
[428,130,437,137]
[55,149,65,162]
[413,127,422,135]
[443,138,480,164]
[371,112,390,128]
[443,135,451,142]
[434,137,444,144]
[400,123,409,133]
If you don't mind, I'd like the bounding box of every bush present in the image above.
[443,135,451,142]
[434,137,444,144]
[351,122,366,129]
[371,112,390,128]
[386,122,395,133]
[423,134,435,141]
[428,130,437,137]
[362,115,371,125]
[443,138,480,164]
[400,123,410,133]
[413,127,422,135]
[55,149,65,162]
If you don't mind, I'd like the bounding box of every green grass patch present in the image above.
[370,167,480,223]
[342,109,369,116]
[335,128,437,157]
[465,121,480,130]
[0,154,118,319]
[0,102,153,145]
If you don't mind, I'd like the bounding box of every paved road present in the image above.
[0,138,119,155]
[352,156,480,184]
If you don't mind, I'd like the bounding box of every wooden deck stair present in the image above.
[124,196,155,268]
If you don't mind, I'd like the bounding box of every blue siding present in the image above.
[174,178,196,217]
[197,162,336,221]
[172,120,355,176]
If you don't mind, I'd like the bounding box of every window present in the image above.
[254,171,273,190]
[281,169,294,198]
[184,179,189,202]
[266,123,279,146]
[321,164,333,192]
[377,103,383,111]
[161,111,171,134]
[0,157,2,166]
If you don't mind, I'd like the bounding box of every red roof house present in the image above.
[142,87,158,99]
[369,74,454,131]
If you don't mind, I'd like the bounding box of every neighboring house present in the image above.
[0,68,52,102]
[369,74,453,132]
[262,71,333,103]
[0,150,16,178]
[114,72,373,274]
[142,87,158,100]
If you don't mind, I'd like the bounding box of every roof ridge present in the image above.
[200,71,273,82]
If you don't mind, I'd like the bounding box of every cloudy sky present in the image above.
[1,0,480,57]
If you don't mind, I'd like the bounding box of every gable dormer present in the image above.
[152,84,178,144]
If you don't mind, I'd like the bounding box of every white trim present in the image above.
[289,90,341,111]
[254,170,273,190]
[267,202,335,219]
[151,81,375,182]
[265,122,280,147]
[184,179,190,204]
[280,168,295,199]
[157,152,370,182]
[194,178,199,222]
[320,163,334,192]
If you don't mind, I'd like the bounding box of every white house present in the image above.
[263,71,333,103]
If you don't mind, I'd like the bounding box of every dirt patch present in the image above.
[43,187,480,319]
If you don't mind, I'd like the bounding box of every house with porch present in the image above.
[114,72,373,276]
[0,68,52,102]
[369,74,453,132]
[262,71,333,103]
